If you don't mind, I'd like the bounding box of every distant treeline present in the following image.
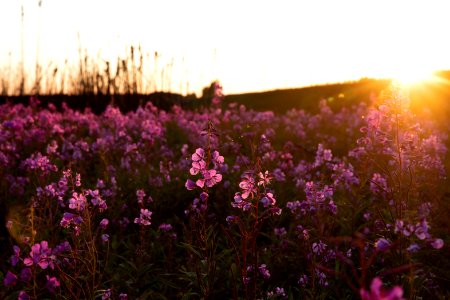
[2,73,450,125]
[0,78,389,113]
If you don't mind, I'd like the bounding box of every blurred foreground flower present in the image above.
[360,277,404,300]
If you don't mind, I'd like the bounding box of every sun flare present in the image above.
[389,68,437,87]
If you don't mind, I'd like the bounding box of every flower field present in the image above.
[0,83,449,299]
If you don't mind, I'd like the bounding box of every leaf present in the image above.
[178,242,203,259]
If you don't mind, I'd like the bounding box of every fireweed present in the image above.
[0,82,448,299]
[224,130,283,299]
[346,86,446,294]
[183,97,225,298]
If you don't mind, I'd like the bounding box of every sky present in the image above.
[1,0,450,95]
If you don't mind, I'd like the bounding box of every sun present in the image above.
[388,68,437,87]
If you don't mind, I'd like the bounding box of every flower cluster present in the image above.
[231,171,280,214]
[185,148,224,190]
[134,208,153,226]
[4,240,71,296]
[286,181,336,217]
[0,83,448,299]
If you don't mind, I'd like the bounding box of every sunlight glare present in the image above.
[389,68,437,87]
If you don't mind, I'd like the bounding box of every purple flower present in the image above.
[375,238,391,252]
[328,200,337,214]
[20,268,32,282]
[18,291,30,300]
[185,179,197,190]
[46,275,60,293]
[75,173,81,187]
[260,192,276,207]
[231,193,252,211]
[134,208,152,226]
[430,238,444,249]
[298,274,308,286]
[53,241,71,255]
[269,207,282,215]
[407,243,420,253]
[159,223,173,231]
[360,277,404,300]
[316,270,329,287]
[199,192,209,202]
[414,220,430,240]
[21,152,58,175]
[101,234,110,243]
[258,264,271,279]
[23,241,54,270]
[3,271,17,286]
[100,218,109,229]
[312,241,327,255]
[323,149,332,161]
[10,245,21,266]
[60,212,82,228]
[212,150,224,165]
[226,215,238,224]
[102,288,112,300]
[119,294,128,300]
[69,192,87,212]
[394,220,404,234]
[370,173,388,195]
[274,227,287,237]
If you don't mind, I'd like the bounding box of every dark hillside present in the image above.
[1,73,450,124]
[224,78,391,113]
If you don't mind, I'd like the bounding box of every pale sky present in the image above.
[1,0,450,95]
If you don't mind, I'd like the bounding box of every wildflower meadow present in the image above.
[0,83,449,299]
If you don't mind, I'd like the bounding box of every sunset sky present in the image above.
[1,0,450,95]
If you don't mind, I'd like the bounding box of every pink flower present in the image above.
[191,148,205,162]
[239,174,257,199]
[60,212,82,228]
[134,208,152,226]
[69,192,87,212]
[190,160,206,175]
[136,189,146,204]
[258,171,272,186]
[75,173,81,187]
[196,169,222,188]
[23,241,54,270]
[46,275,60,293]
[212,150,224,165]
[18,291,30,300]
[360,277,404,300]
[100,218,109,229]
[430,238,444,249]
